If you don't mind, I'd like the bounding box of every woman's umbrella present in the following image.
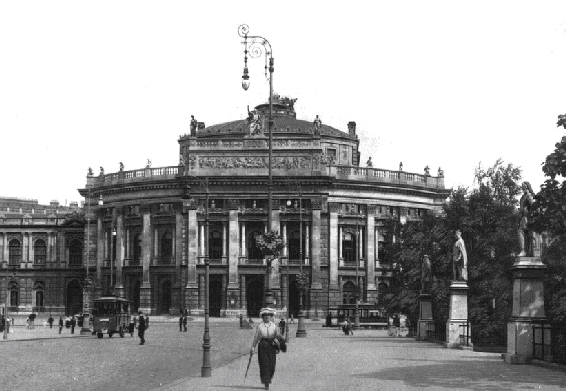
[244,350,253,383]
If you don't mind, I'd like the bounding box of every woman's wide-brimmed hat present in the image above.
[259,308,276,317]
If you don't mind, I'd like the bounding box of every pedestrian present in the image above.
[250,308,282,390]
[59,316,63,334]
[183,314,187,332]
[70,316,76,334]
[137,311,146,345]
[289,314,294,323]
[128,316,135,337]
[278,318,285,336]
[26,317,30,329]
[346,318,353,336]
[179,315,183,332]
[48,315,54,329]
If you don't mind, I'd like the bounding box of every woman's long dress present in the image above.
[252,321,279,386]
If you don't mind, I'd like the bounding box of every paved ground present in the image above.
[163,326,566,391]
[2,317,566,391]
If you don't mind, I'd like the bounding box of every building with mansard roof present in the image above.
[0,96,450,317]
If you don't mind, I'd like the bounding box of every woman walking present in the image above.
[250,308,281,390]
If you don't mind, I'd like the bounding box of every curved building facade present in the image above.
[0,97,450,317]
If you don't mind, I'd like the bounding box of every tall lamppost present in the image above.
[354,215,360,329]
[296,183,307,338]
[182,175,211,378]
[238,24,275,308]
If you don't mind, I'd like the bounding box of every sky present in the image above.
[1,1,566,206]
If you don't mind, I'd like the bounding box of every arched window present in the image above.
[9,282,19,307]
[247,231,263,260]
[342,232,356,263]
[69,239,83,266]
[209,230,222,260]
[8,239,21,265]
[34,282,45,308]
[132,233,142,266]
[34,239,47,265]
[342,281,356,304]
[160,231,173,263]
[288,230,304,261]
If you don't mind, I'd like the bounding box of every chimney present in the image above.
[347,121,356,137]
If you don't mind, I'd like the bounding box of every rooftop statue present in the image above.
[399,162,403,171]
[424,166,430,176]
[190,115,197,136]
[88,167,93,176]
[438,167,444,178]
[146,159,152,168]
[247,105,263,135]
[119,162,124,172]
[518,181,535,257]
[452,230,468,281]
[366,157,373,167]
[313,115,322,135]
[99,166,105,176]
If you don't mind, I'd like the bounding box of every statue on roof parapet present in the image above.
[438,167,444,177]
[399,162,403,171]
[119,162,124,171]
[88,167,93,176]
[146,159,152,169]
[424,166,430,176]
[313,115,322,135]
[99,166,105,176]
[247,105,263,135]
[190,115,197,136]
[366,157,373,167]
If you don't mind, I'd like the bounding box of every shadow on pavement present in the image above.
[355,359,566,390]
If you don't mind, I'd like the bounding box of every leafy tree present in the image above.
[62,211,86,226]
[382,160,520,343]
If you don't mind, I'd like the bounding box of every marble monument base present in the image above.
[444,280,471,348]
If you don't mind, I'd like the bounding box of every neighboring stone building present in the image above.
[0,97,450,317]
[0,198,88,316]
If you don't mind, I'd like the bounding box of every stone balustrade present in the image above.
[90,163,445,190]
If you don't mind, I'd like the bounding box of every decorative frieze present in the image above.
[197,156,312,170]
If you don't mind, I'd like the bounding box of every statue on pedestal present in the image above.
[119,162,124,172]
[421,255,432,293]
[452,230,468,281]
[399,162,403,171]
[438,167,444,178]
[366,157,373,167]
[518,181,535,257]
[99,166,105,176]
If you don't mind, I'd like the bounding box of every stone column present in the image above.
[328,203,340,292]
[270,200,280,233]
[125,228,130,265]
[58,231,66,268]
[3,233,9,267]
[444,280,470,348]
[171,211,184,314]
[365,206,377,297]
[305,223,310,259]
[222,221,228,265]
[153,226,159,265]
[199,222,205,259]
[310,201,322,290]
[228,201,240,292]
[240,223,246,258]
[96,215,104,286]
[139,207,152,314]
[240,274,247,313]
[338,226,343,266]
[375,225,380,268]
[282,222,288,258]
[503,256,547,364]
[184,201,199,311]
[114,211,125,298]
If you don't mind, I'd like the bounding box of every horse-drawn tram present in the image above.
[91,296,132,338]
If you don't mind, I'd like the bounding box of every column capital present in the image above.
[312,198,323,210]
[328,202,341,213]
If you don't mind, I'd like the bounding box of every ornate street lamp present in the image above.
[238,24,276,307]
[182,174,211,377]
[80,183,93,334]
[354,216,360,329]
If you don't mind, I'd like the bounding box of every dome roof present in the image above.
[195,97,355,140]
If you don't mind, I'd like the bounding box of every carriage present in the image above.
[91,296,132,338]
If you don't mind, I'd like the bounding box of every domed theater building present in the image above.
[73,96,450,317]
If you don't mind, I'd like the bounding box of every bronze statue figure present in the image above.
[421,255,432,293]
[518,181,535,257]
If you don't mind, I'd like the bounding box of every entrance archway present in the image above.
[246,278,264,317]
[66,279,83,316]
[159,280,172,314]
[209,276,223,317]
[289,279,301,318]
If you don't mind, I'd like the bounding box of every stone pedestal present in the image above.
[444,280,470,348]
[139,283,152,315]
[503,256,547,365]
[417,293,433,340]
